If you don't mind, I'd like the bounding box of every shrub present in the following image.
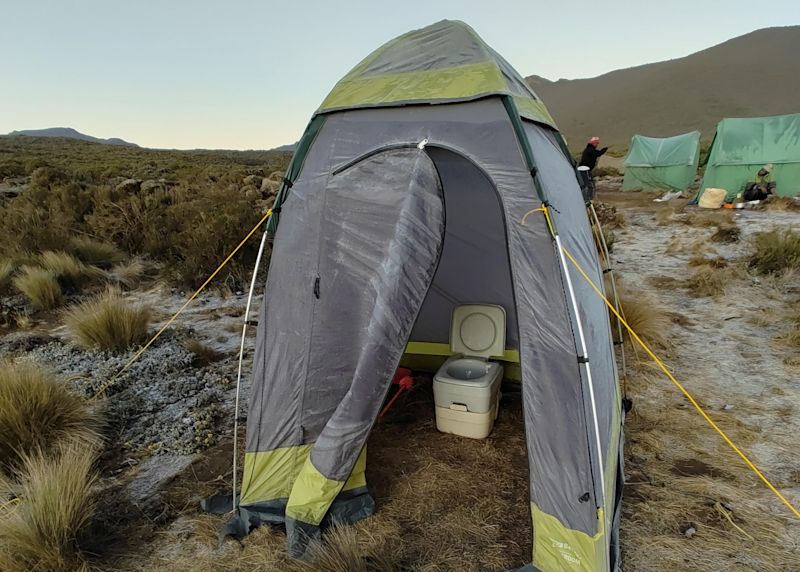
[13,266,63,310]
[0,361,102,473]
[64,288,150,352]
[0,444,98,572]
[69,237,125,269]
[749,230,800,275]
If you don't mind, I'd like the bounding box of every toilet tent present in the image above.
[699,113,800,200]
[622,131,700,192]
[233,20,623,571]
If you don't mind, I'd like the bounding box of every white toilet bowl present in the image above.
[433,304,506,438]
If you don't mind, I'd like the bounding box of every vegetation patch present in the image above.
[616,289,672,349]
[64,288,151,352]
[0,361,102,474]
[0,444,98,572]
[748,229,800,275]
[69,237,125,269]
[13,266,63,310]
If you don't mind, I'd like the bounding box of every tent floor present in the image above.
[362,374,532,569]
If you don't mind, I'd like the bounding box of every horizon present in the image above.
[2,0,797,150]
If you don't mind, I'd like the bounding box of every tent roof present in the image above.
[710,112,800,166]
[624,131,700,167]
[316,20,557,128]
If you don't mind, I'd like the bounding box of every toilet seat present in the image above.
[450,304,506,359]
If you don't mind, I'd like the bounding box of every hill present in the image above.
[526,26,800,150]
[7,127,138,147]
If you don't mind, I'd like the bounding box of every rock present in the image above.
[683,526,697,539]
[116,178,141,193]
[261,177,280,196]
[243,174,263,188]
[141,179,166,193]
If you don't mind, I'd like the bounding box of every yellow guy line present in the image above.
[531,204,800,519]
[90,208,274,400]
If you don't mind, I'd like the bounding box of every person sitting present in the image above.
[743,164,775,201]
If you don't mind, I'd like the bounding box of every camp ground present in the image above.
[2,12,800,572]
[698,113,800,202]
[622,131,701,192]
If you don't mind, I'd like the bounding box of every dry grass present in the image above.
[183,338,224,367]
[13,266,63,310]
[64,288,151,352]
[0,443,98,572]
[688,254,728,268]
[0,259,13,293]
[616,289,672,349]
[710,223,741,243]
[107,258,146,289]
[683,266,729,298]
[69,236,125,269]
[748,229,800,275]
[38,250,100,289]
[761,197,800,212]
[621,372,798,572]
[0,361,102,474]
[114,382,531,571]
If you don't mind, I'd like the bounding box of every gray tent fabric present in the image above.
[232,20,623,572]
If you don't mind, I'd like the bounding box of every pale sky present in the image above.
[1,0,797,150]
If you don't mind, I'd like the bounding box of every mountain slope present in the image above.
[8,127,137,147]
[527,26,800,149]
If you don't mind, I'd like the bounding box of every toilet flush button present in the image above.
[459,313,497,353]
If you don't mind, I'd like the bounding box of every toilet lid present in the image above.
[450,304,506,358]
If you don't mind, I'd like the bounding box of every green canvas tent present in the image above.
[622,131,700,191]
[699,113,800,200]
[218,20,624,572]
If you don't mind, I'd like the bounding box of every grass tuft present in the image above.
[0,361,102,474]
[748,230,800,275]
[69,237,125,269]
[683,266,728,298]
[64,288,150,352]
[106,258,146,290]
[710,224,741,243]
[183,338,224,367]
[0,444,98,572]
[616,289,672,349]
[38,251,92,287]
[13,266,63,310]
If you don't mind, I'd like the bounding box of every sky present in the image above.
[1,0,797,150]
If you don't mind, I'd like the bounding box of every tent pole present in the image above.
[553,234,608,569]
[231,228,270,511]
[588,203,627,383]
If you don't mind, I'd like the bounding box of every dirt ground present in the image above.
[3,183,799,571]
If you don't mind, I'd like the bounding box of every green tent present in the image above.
[699,113,800,200]
[622,131,700,191]
[212,20,624,572]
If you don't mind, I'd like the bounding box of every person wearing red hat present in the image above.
[579,137,608,171]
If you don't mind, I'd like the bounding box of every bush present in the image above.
[710,224,741,243]
[69,237,125,269]
[0,444,98,572]
[13,266,63,310]
[64,288,150,351]
[0,361,102,473]
[749,230,800,275]
[183,338,224,367]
